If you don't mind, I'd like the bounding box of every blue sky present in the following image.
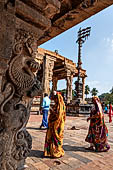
[40,5,113,96]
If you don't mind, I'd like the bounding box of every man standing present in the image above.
[40,93,50,129]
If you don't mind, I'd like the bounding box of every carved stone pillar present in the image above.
[0,0,63,169]
[82,77,85,102]
[66,71,73,104]
[0,25,42,169]
[52,77,58,92]
[70,75,73,101]
[0,1,16,94]
[42,55,50,95]
[42,54,55,96]
[66,76,70,103]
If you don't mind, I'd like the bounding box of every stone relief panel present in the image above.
[0,29,42,170]
[44,0,61,19]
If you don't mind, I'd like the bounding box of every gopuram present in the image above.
[0,0,113,169]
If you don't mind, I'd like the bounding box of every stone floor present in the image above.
[26,114,113,170]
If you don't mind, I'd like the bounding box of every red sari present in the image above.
[85,96,110,152]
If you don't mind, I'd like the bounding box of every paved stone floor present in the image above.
[26,114,113,170]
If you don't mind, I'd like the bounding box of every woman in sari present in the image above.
[44,91,66,158]
[85,96,110,152]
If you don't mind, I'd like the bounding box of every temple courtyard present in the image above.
[26,114,113,170]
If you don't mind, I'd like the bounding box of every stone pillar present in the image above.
[41,54,55,111]
[66,71,73,104]
[70,75,73,101]
[0,21,42,170]
[42,54,55,96]
[42,55,50,95]
[52,77,58,92]
[66,76,70,103]
[82,77,85,102]
[0,1,16,95]
[0,0,62,169]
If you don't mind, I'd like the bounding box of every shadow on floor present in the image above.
[27,127,40,130]
[27,127,47,131]
[29,150,57,159]
[29,150,44,158]
[63,145,94,153]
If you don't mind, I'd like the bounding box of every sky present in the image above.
[40,5,113,97]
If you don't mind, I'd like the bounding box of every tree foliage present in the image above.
[91,88,98,96]
[58,86,113,104]
[85,85,90,98]
[110,87,113,94]
[99,92,113,104]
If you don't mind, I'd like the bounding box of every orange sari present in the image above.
[44,93,66,158]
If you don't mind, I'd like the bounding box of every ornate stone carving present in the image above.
[64,60,77,75]
[44,0,61,19]
[12,129,32,160]
[52,77,58,92]
[66,74,73,103]
[42,54,55,94]
[4,0,16,8]
[81,0,97,8]
[0,29,42,170]
[48,59,55,81]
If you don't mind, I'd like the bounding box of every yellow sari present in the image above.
[44,93,66,158]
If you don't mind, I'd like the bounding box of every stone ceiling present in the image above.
[13,0,113,45]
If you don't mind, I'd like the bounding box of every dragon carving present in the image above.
[0,29,42,170]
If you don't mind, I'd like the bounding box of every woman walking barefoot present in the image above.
[44,91,66,158]
[85,96,110,152]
